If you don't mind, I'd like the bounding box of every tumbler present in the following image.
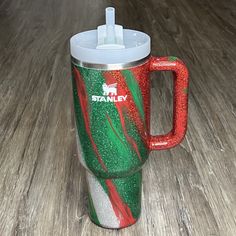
[70,7,189,229]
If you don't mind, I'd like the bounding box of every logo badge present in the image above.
[92,83,127,103]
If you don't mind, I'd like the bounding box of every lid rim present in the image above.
[71,54,150,70]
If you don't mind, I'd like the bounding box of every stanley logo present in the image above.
[92,83,127,102]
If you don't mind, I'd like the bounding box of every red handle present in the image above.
[148,56,189,150]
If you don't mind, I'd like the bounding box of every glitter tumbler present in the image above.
[70,7,189,229]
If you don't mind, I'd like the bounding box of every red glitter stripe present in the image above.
[73,68,107,171]
[105,179,136,227]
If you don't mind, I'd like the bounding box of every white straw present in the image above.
[105,7,115,43]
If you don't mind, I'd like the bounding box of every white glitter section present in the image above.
[86,172,120,228]
[75,126,87,169]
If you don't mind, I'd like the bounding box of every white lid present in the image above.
[70,7,150,64]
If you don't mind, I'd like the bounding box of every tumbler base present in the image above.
[86,170,142,229]
[89,214,141,229]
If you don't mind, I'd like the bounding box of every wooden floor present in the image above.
[0,0,236,235]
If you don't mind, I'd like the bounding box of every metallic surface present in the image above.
[71,55,151,70]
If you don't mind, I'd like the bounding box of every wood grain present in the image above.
[0,0,236,235]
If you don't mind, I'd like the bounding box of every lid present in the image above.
[70,7,150,64]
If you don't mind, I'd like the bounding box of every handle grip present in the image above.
[148,56,189,150]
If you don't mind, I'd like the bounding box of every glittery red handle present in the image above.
[148,56,189,150]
